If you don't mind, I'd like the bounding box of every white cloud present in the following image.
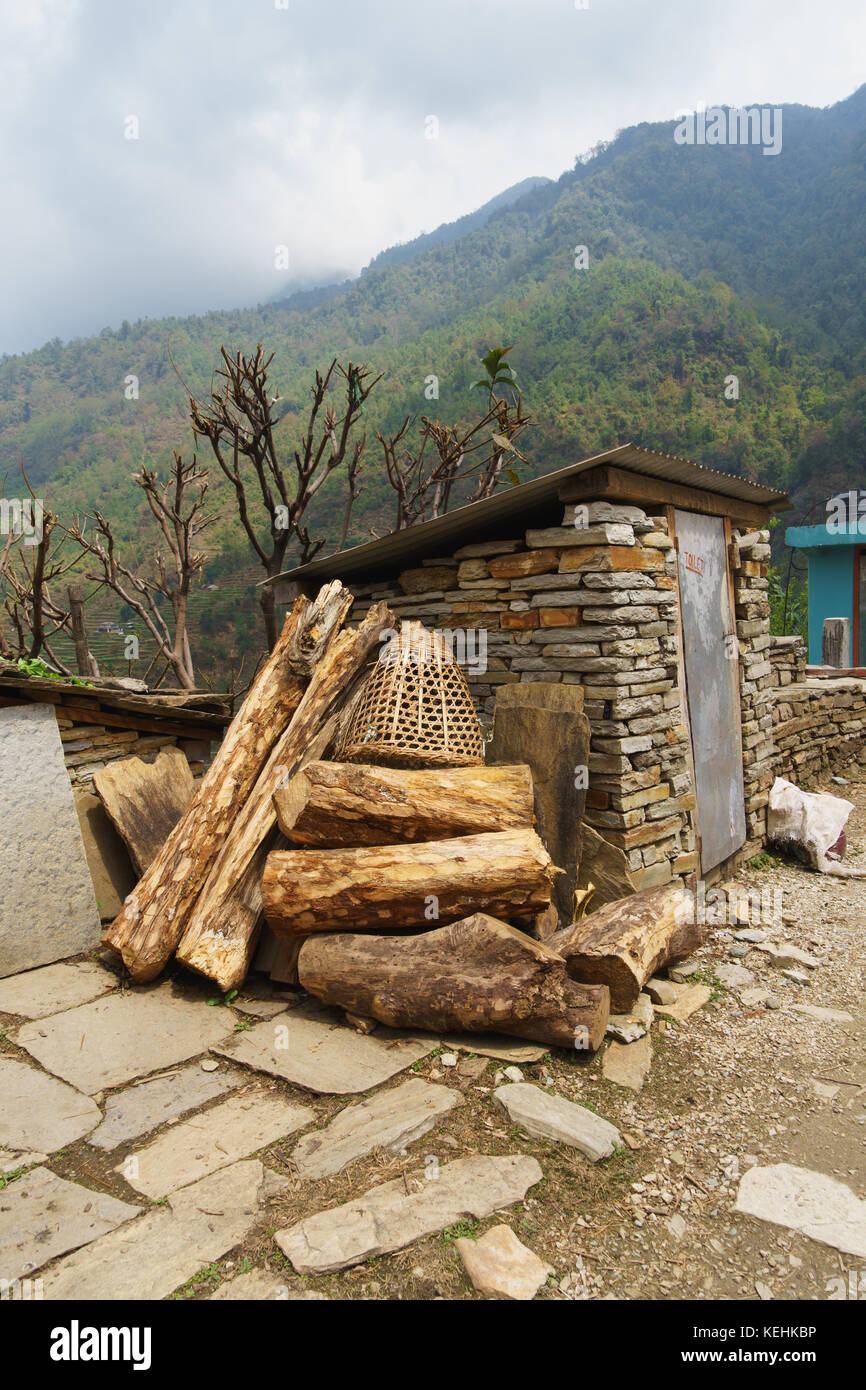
[0,0,863,354]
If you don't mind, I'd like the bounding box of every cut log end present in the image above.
[549,882,700,1012]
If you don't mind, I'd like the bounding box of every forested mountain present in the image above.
[2,85,863,677]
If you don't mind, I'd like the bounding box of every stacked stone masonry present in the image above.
[347,510,866,890]
[59,719,217,788]
[729,529,865,864]
[349,502,695,892]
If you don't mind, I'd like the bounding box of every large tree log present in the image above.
[102,581,353,981]
[262,827,557,938]
[298,913,610,1050]
[273,760,534,847]
[175,601,393,991]
[547,882,701,1011]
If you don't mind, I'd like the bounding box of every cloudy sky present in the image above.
[1,0,863,357]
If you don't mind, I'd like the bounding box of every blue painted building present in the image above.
[785,519,866,667]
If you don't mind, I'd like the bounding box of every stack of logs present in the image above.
[101,580,702,1053]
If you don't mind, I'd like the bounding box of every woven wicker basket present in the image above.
[338,621,484,768]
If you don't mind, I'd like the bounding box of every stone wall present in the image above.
[731,528,866,861]
[348,501,696,891]
[59,719,218,787]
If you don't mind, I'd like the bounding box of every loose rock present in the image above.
[275,1155,543,1273]
[456,1223,552,1300]
[494,1082,621,1161]
[736,1163,866,1258]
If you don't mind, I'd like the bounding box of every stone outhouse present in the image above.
[271,444,791,888]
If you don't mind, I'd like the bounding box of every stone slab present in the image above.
[40,1161,286,1301]
[740,987,773,1008]
[736,1163,866,1258]
[276,1154,543,1273]
[713,964,756,990]
[654,984,712,1022]
[0,1165,139,1280]
[0,1057,101,1152]
[757,942,820,971]
[488,687,589,921]
[0,704,100,977]
[456,1223,552,1300]
[15,983,235,1094]
[493,1082,621,1161]
[292,1078,459,1179]
[602,1035,653,1091]
[209,1269,326,1300]
[0,960,117,1019]
[606,992,654,1042]
[88,1062,245,1151]
[0,1148,47,1175]
[645,977,679,1006]
[790,1003,854,1025]
[214,1006,435,1095]
[232,997,289,1020]
[118,1089,315,1198]
[73,786,136,922]
[438,1034,546,1063]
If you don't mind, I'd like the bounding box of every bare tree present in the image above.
[376,391,530,531]
[187,345,379,650]
[376,344,530,531]
[185,341,532,650]
[66,452,217,690]
[0,470,82,673]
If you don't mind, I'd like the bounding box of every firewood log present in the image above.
[273,760,534,847]
[102,581,353,981]
[175,601,393,991]
[547,882,700,1011]
[261,827,557,937]
[297,913,610,1050]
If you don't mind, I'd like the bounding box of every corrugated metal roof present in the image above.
[267,442,790,586]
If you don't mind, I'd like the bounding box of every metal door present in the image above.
[673,510,746,873]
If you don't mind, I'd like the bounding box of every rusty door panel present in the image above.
[674,509,746,873]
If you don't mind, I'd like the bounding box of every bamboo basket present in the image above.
[338,621,484,768]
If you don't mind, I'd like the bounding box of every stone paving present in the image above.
[1,1165,139,1281]
[0,956,543,1299]
[3,826,864,1307]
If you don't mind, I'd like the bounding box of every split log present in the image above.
[273,760,534,847]
[102,581,353,981]
[175,601,393,991]
[547,882,700,1011]
[93,746,195,875]
[297,913,610,1050]
[262,827,557,937]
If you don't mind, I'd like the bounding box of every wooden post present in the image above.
[822,617,851,669]
[67,584,99,677]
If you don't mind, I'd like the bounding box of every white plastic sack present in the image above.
[767,776,863,875]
